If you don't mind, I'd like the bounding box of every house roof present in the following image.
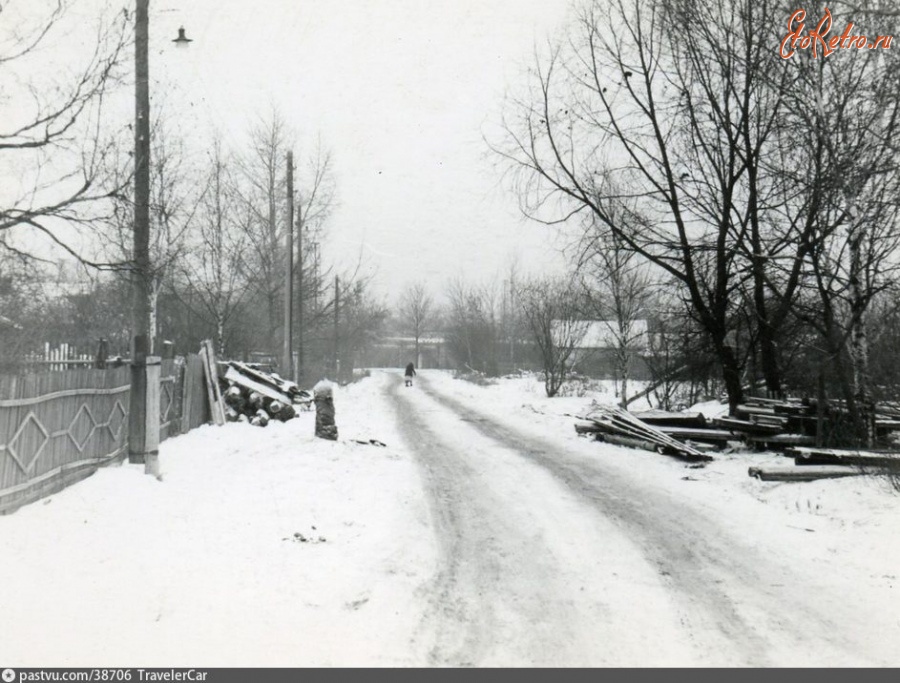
[554,319,649,350]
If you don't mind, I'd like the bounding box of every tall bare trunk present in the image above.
[849,219,874,446]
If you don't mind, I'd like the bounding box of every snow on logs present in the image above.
[220,362,313,427]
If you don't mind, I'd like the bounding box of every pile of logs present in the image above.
[219,361,313,427]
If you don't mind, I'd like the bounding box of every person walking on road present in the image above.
[404,362,416,387]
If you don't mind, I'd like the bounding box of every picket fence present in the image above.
[0,354,211,514]
[24,343,97,371]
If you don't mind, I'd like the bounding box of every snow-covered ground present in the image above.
[433,371,900,572]
[0,379,437,667]
[1,370,898,666]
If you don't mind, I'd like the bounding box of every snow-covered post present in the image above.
[313,379,338,440]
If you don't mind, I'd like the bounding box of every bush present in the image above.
[453,369,496,386]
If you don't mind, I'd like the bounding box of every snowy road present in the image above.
[388,371,898,667]
[2,371,897,666]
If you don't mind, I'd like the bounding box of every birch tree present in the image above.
[175,140,251,356]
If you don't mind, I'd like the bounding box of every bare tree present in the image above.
[293,141,336,380]
[235,110,337,364]
[102,116,201,352]
[0,1,129,264]
[444,278,502,375]
[399,282,433,367]
[236,109,294,347]
[335,277,388,380]
[577,227,654,407]
[769,4,900,444]
[174,139,252,356]
[493,0,804,411]
[517,276,588,397]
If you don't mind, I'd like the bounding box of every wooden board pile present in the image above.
[219,361,313,427]
[576,404,712,462]
[576,396,900,479]
[723,396,900,447]
[586,397,900,452]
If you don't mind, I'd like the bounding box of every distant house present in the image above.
[570,319,649,351]
[553,319,652,380]
[362,335,448,369]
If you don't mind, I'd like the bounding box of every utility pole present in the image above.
[296,225,304,385]
[128,0,159,474]
[282,151,294,378]
[333,275,340,379]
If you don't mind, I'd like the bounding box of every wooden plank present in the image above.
[749,413,788,427]
[713,416,782,435]
[597,433,662,453]
[580,405,711,461]
[746,433,816,446]
[631,410,708,429]
[199,343,225,426]
[181,357,195,434]
[655,426,736,442]
[574,422,602,435]
[736,404,778,416]
[187,354,209,430]
[748,465,861,481]
[205,342,226,425]
[788,447,900,468]
[228,361,298,396]
[224,366,291,403]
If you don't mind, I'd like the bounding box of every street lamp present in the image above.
[173,26,193,47]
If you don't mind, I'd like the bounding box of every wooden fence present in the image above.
[24,343,97,371]
[0,354,210,514]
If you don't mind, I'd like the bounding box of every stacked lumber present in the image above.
[710,396,900,449]
[220,361,312,427]
[578,404,712,462]
[576,394,900,466]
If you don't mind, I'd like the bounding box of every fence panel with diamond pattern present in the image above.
[0,359,189,514]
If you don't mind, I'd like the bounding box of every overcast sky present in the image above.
[114,0,576,303]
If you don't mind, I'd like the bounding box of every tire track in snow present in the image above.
[385,377,502,665]
[385,375,650,666]
[416,374,888,666]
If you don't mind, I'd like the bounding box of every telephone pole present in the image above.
[128,0,158,473]
[296,225,304,384]
[282,151,294,378]
[333,275,340,378]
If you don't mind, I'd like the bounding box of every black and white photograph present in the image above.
[1,0,899,669]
